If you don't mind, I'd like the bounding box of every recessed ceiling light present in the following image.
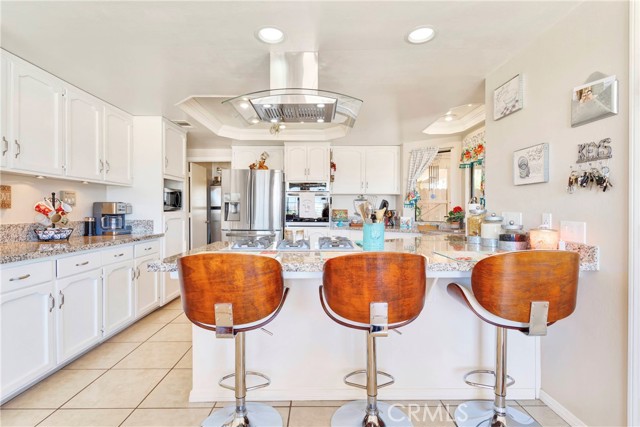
[250,118,260,124]
[256,27,285,44]
[407,26,436,44]
[279,124,286,129]
[263,104,272,109]
[316,103,325,108]
[444,116,454,122]
[270,118,278,123]
[239,102,249,110]
[317,118,324,123]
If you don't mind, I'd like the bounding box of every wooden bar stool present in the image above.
[178,253,289,427]
[447,250,579,427]
[320,253,427,427]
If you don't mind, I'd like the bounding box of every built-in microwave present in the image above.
[163,188,182,211]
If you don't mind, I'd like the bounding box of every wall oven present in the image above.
[284,182,330,228]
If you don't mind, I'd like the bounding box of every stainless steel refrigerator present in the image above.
[220,169,284,241]
[208,184,222,243]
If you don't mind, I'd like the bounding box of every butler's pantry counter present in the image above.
[150,235,598,402]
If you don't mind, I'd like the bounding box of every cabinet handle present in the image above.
[49,293,55,312]
[360,182,364,189]
[9,273,30,281]
[105,160,110,173]
[99,159,104,173]
[75,261,89,266]
[144,247,152,251]
[365,182,368,190]
[14,140,20,159]
[114,253,124,257]
[165,157,168,168]
[2,137,8,156]
[136,267,141,279]
[165,224,168,233]
[58,291,65,309]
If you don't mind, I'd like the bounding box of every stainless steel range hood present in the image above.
[223,52,362,127]
[177,52,362,141]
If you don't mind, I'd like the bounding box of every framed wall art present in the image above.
[571,75,618,127]
[513,143,549,186]
[493,74,523,120]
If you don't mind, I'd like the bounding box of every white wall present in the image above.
[0,173,106,223]
[484,2,629,425]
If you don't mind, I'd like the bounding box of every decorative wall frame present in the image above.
[513,143,549,185]
[493,74,523,120]
[571,75,618,127]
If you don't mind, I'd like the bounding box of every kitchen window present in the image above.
[416,151,450,222]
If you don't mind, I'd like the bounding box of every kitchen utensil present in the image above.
[375,208,386,223]
[379,199,389,211]
[353,195,368,218]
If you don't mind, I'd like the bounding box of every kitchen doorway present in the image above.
[416,150,450,222]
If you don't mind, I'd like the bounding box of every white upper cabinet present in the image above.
[364,146,400,194]
[103,105,133,185]
[64,87,102,181]
[163,120,186,180]
[231,146,284,170]
[1,55,9,169]
[331,147,365,194]
[284,142,330,182]
[331,146,400,195]
[1,50,133,185]
[9,57,64,176]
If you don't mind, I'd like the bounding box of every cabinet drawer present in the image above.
[101,245,133,265]
[1,261,53,291]
[134,240,160,258]
[57,252,102,278]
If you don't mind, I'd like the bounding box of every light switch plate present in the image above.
[501,211,523,226]
[541,213,552,228]
[59,190,76,207]
[560,221,586,243]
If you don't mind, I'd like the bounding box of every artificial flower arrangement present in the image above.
[445,206,465,223]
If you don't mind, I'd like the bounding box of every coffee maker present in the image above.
[93,202,133,235]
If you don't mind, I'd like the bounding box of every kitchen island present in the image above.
[151,235,598,402]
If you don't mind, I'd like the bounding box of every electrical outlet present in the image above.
[541,213,552,228]
[59,190,76,206]
[560,221,587,243]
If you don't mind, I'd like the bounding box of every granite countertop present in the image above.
[148,234,599,274]
[0,234,165,264]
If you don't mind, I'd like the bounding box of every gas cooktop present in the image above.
[276,239,311,250]
[230,236,274,250]
[318,236,357,251]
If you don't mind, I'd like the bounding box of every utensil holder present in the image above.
[363,222,385,251]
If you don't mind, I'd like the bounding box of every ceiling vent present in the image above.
[171,120,194,128]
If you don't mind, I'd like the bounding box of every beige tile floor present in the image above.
[1,298,570,427]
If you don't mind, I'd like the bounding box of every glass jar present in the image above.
[499,221,528,251]
[480,213,503,247]
[466,208,486,244]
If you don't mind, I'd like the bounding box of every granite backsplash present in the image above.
[0,220,154,243]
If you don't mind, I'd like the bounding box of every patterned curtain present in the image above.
[459,128,486,168]
[406,147,439,202]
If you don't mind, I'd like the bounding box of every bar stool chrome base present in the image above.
[331,400,412,427]
[202,402,283,427]
[453,401,539,427]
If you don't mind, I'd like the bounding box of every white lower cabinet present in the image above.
[135,254,159,317]
[0,281,56,398]
[103,260,135,337]
[55,269,102,364]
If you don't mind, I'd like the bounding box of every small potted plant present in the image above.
[445,206,465,229]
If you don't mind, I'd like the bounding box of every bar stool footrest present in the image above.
[343,369,395,390]
[218,371,271,392]
[463,369,515,390]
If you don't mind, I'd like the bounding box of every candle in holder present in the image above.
[529,228,560,249]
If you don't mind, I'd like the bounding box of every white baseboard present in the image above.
[539,390,587,427]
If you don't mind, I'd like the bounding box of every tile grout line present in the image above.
[117,319,195,427]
